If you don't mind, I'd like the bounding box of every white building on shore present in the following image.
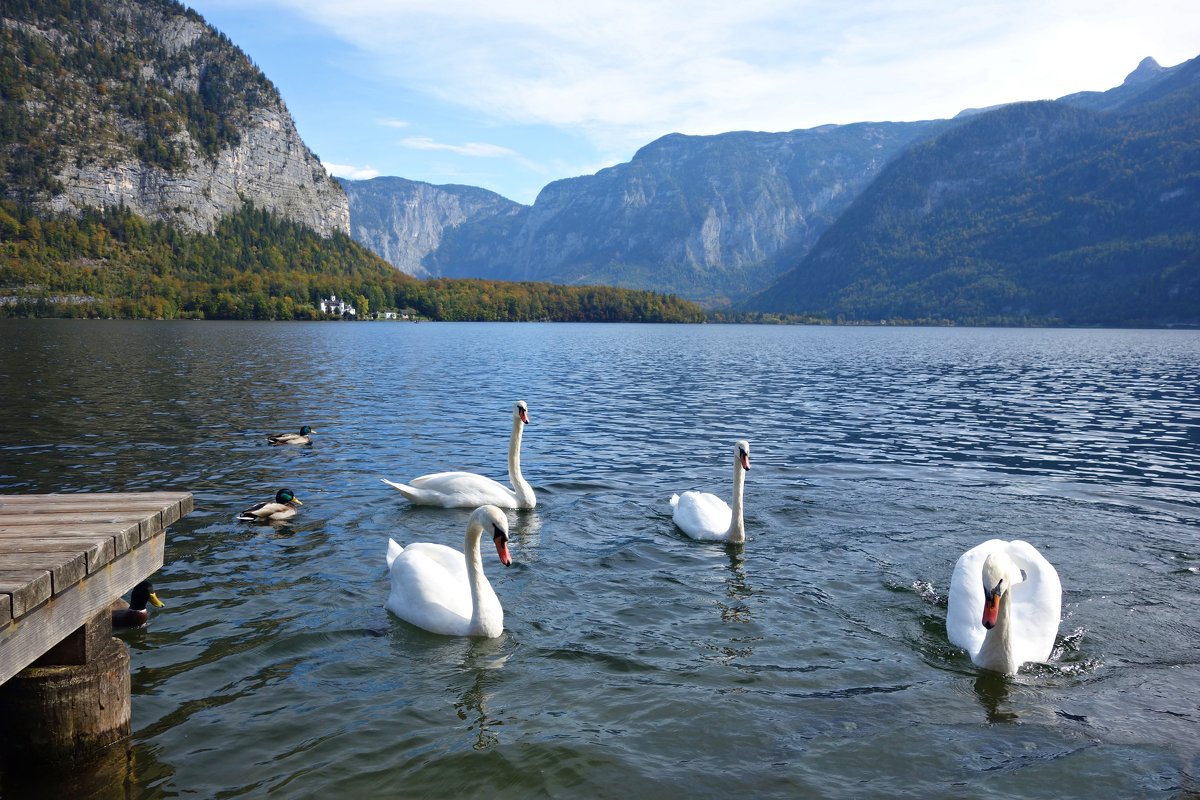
[319,295,356,317]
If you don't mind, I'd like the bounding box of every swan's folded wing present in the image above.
[672,491,733,540]
[402,543,470,581]
[386,538,404,569]
[406,471,519,507]
[1006,540,1062,663]
[386,546,473,634]
[410,471,506,492]
[946,539,1007,656]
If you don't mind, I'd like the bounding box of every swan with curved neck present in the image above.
[382,401,535,509]
[670,440,751,543]
[385,505,513,638]
[946,539,1062,674]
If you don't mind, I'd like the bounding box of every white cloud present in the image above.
[276,0,1200,151]
[322,162,380,179]
[400,137,518,158]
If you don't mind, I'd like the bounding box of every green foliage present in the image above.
[0,200,706,322]
[0,0,278,197]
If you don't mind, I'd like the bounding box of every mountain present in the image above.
[338,177,525,277]
[347,122,947,306]
[1056,56,1181,112]
[0,0,704,323]
[0,0,348,236]
[746,56,1200,325]
[0,198,705,322]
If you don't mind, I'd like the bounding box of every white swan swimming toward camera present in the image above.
[385,505,512,638]
[946,539,1062,674]
[382,401,535,509]
[670,440,751,543]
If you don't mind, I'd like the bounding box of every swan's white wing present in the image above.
[1005,540,1062,664]
[947,539,1062,667]
[672,491,733,541]
[946,539,1008,658]
[383,472,519,508]
[386,538,403,570]
[386,543,473,636]
[401,542,470,581]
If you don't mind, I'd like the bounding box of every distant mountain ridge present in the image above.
[344,121,947,305]
[747,55,1200,325]
[342,53,1198,324]
[338,177,523,277]
[0,0,348,235]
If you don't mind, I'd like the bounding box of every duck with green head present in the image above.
[112,581,164,629]
[267,426,315,445]
[238,489,303,522]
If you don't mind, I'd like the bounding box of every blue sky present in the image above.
[184,1,1200,205]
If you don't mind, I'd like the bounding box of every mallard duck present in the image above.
[267,425,315,445]
[238,489,303,522]
[111,581,164,630]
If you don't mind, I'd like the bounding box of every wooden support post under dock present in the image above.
[0,492,192,775]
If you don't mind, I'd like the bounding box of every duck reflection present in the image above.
[973,672,1019,723]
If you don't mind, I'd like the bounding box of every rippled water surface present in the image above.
[1,320,1198,798]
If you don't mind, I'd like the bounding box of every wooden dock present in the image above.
[0,492,193,685]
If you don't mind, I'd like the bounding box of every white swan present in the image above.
[385,505,513,638]
[382,400,535,509]
[670,440,751,543]
[946,539,1062,674]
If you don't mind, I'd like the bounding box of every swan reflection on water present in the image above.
[719,548,753,625]
[455,665,502,751]
[973,672,1019,724]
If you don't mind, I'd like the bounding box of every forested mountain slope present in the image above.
[747,56,1200,325]
[0,0,348,235]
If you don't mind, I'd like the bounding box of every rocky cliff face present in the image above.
[338,177,524,277]
[1,0,348,236]
[747,54,1200,325]
[423,122,947,304]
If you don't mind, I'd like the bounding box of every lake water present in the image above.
[1,320,1198,798]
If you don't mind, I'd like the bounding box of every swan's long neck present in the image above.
[464,522,491,634]
[976,590,1018,674]
[507,415,535,507]
[727,458,746,543]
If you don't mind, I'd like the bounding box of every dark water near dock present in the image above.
[1,320,1198,798]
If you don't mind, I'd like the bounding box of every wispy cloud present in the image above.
[322,162,380,179]
[400,137,518,158]
[271,0,1200,152]
[377,119,410,129]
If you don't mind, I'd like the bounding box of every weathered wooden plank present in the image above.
[0,499,184,512]
[0,537,115,572]
[0,493,190,683]
[0,492,191,506]
[0,524,139,558]
[0,570,53,617]
[0,534,165,686]
[0,512,166,527]
[0,552,87,594]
